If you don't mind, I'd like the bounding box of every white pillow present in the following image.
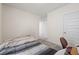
[0,42,10,51]
[7,36,37,47]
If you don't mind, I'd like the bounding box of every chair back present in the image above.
[60,37,68,49]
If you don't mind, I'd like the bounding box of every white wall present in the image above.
[2,5,40,42]
[47,4,79,47]
[0,4,2,43]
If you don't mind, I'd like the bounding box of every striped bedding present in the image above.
[0,36,57,55]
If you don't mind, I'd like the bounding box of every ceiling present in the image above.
[3,3,67,16]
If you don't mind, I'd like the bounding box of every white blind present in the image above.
[64,11,79,44]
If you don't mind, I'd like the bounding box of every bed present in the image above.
[0,36,57,55]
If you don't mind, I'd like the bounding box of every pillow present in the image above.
[0,42,10,51]
[8,36,37,47]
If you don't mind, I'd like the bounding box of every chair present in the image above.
[60,37,68,49]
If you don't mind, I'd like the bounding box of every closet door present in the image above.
[64,12,79,44]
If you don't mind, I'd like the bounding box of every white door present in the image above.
[39,20,47,38]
